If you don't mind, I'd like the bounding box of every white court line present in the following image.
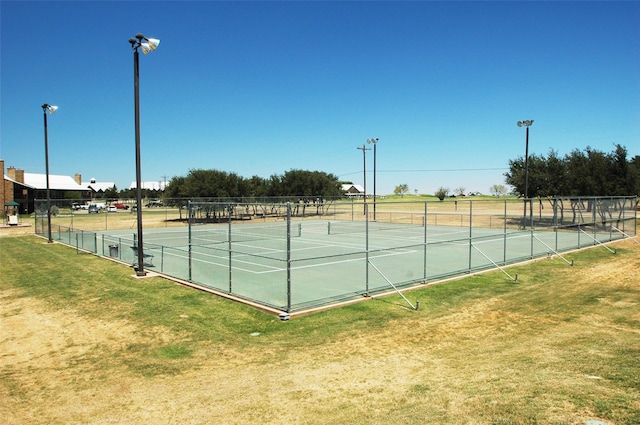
[286,249,417,273]
[152,228,530,275]
[162,248,284,272]
[166,243,418,275]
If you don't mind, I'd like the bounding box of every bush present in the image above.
[435,187,449,201]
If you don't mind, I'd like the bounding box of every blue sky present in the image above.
[1,1,639,196]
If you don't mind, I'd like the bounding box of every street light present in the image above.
[42,103,58,243]
[129,33,160,276]
[367,138,378,221]
[517,120,534,227]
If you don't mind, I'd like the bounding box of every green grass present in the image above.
[1,234,639,424]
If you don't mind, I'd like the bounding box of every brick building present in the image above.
[1,160,91,214]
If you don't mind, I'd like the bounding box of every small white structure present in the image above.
[4,200,20,226]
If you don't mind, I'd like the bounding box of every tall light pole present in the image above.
[517,120,534,226]
[367,138,378,221]
[42,103,58,243]
[357,144,370,215]
[129,33,160,276]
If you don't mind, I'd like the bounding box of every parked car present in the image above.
[114,202,129,210]
[145,200,163,207]
[107,206,117,212]
[88,204,100,214]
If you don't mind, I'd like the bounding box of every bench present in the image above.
[131,246,154,266]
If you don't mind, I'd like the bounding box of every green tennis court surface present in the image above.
[97,216,633,313]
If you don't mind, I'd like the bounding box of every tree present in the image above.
[505,144,638,197]
[490,184,507,197]
[542,149,567,197]
[454,187,466,197]
[631,155,640,196]
[104,185,119,201]
[280,170,342,199]
[162,168,342,200]
[394,184,409,197]
[435,187,449,201]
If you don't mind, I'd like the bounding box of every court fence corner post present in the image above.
[286,202,292,313]
[365,202,369,297]
[188,200,192,282]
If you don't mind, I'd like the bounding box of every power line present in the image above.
[339,167,507,178]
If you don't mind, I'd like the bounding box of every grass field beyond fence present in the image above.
[1,233,639,424]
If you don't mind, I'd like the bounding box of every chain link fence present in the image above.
[35,196,637,314]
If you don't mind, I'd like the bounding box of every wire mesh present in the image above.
[36,196,637,314]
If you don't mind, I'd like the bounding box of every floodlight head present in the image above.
[42,104,58,115]
[146,38,160,50]
[131,33,160,53]
[367,137,379,144]
[517,121,523,127]
[140,37,160,54]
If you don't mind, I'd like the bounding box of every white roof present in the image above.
[3,174,23,185]
[23,173,86,191]
[341,183,365,193]
[88,182,116,192]
[129,181,166,191]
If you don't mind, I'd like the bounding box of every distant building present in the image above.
[1,160,90,214]
[129,181,167,191]
[341,183,365,197]
[87,177,116,195]
[1,160,108,214]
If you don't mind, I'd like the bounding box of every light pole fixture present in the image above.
[42,103,58,243]
[367,138,379,221]
[517,119,534,227]
[129,33,160,276]
[357,144,371,215]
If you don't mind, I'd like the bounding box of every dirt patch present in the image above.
[0,224,34,237]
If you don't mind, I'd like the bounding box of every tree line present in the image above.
[95,145,637,202]
[163,169,343,200]
[505,144,639,198]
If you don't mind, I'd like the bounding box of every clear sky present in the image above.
[1,1,639,196]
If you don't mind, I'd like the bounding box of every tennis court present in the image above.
[91,196,637,314]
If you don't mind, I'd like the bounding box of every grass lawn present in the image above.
[0,234,638,424]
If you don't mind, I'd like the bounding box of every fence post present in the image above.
[228,204,233,293]
[529,199,534,258]
[468,200,473,271]
[286,202,292,312]
[592,198,597,244]
[365,202,370,297]
[554,198,559,251]
[188,200,192,282]
[503,200,507,264]
[423,201,428,281]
